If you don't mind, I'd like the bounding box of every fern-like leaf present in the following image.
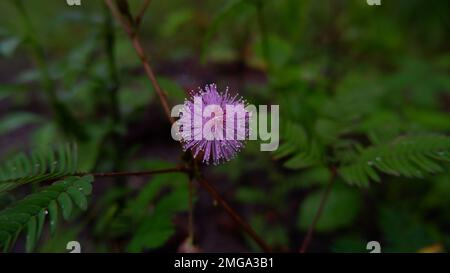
[273,120,322,169]
[339,135,450,187]
[0,175,93,252]
[0,143,79,193]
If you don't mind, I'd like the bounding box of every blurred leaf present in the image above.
[0,143,80,193]
[273,120,322,170]
[39,226,81,253]
[0,176,93,252]
[331,235,367,253]
[0,37,21,57]
[125,173,189,251]
[201,0,255,61]
[339,135,450,187]
[104,160,191,251]
[235,187,266,204]
[298,187,361,232]
[158,77,186,103]
[247,215,288,250]
[120,77,154,116]
[161,10,193,37]
[379,207,438,252]
[0,112,43,134]
[253,34,293,70]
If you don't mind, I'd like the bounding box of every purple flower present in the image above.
[178,84,249,165]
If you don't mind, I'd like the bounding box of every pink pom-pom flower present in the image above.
[178,84,250,165]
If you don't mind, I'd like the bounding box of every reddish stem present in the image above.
[197,176,272,252]
[135,0,152,30]
[104,0,271,252]
[300,166,337,253]
[88,167,186,178]
[104,0,173,123]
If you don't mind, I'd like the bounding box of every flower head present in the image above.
[178,84,249,165]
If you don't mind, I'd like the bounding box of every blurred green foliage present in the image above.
[0,0,449,253]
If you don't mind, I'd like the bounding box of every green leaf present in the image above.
[0,176,93,252]
[36,209,46,245]
[273,120,322,169]
[57,193,73,220]
[331,235,367,253]
[235,187,267,204]
[48,201,58,236]
[0,143,79,193]
[298,188,361,232]
[126,212,175,252]
[379,207,438,252]
[67,187,87,210]
[201,0,255,61]
[118,163,190,251]
[0,112,43,135]
[0,37,21,57]
[339,135,450,187]
[25,216,37,252]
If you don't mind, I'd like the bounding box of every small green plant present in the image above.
[0,175,93,252]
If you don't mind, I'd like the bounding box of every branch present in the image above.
[135,0,152,30]
[300,166,337,253]
[104,0,271,252]
[104,0,173,123]
[88,167,187,178]
[197,176,272,252]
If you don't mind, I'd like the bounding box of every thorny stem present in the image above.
[135,0,152,30]
[197,176,272,252]
[104,0,173,123]
[300,166,337,253]
[104,0,271,252]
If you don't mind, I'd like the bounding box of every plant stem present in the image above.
[135,0,152,30]
[300,166,337,253]
[87,167,187,178]
[188,178,195,245]
[197,176,272,252]
[104,0,271,252]
[104,0,173,123]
